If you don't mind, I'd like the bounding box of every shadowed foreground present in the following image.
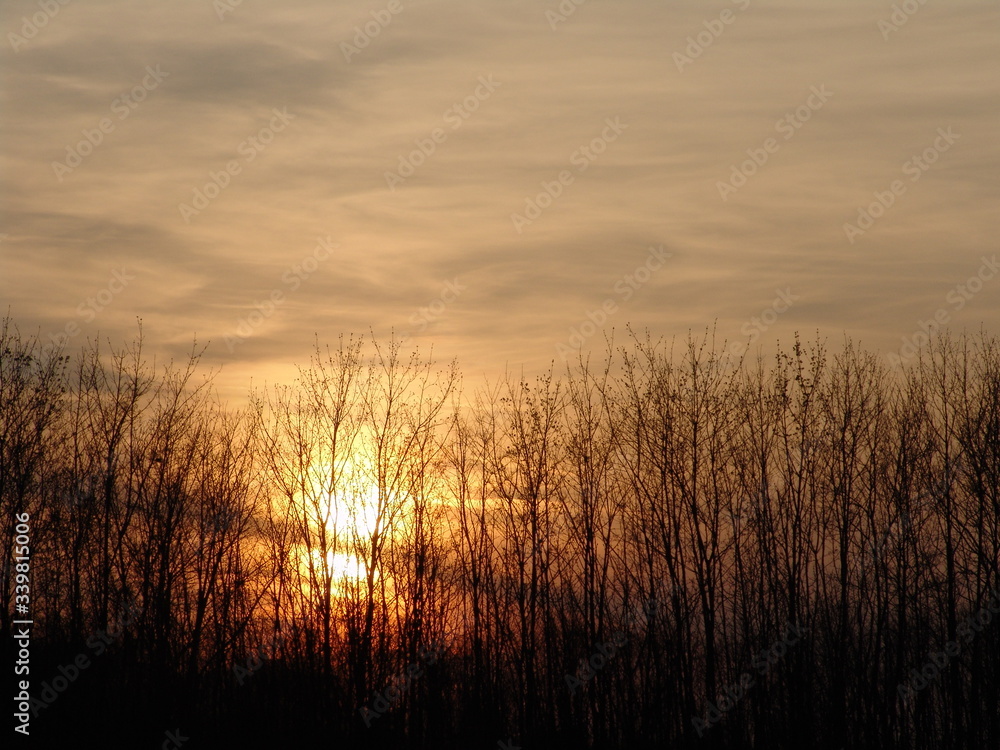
[3,320,999,749]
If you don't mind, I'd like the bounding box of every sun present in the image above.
[300,547,370,586]
[290,457,384,595]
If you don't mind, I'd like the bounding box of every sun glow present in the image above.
[299,548,371,586]
[290,457,386,594]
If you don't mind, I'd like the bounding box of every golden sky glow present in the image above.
[2,0,998,400]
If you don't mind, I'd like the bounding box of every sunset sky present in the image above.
[2,0,998,400]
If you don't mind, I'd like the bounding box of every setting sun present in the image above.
[299,547,371,590]
[290,457,389,593]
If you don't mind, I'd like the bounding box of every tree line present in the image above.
[2,317,998,749]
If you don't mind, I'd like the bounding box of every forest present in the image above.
[2,317,999,749]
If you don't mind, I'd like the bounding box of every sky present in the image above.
[2,0,998,401]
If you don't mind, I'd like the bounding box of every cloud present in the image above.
[2,0,998,400]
